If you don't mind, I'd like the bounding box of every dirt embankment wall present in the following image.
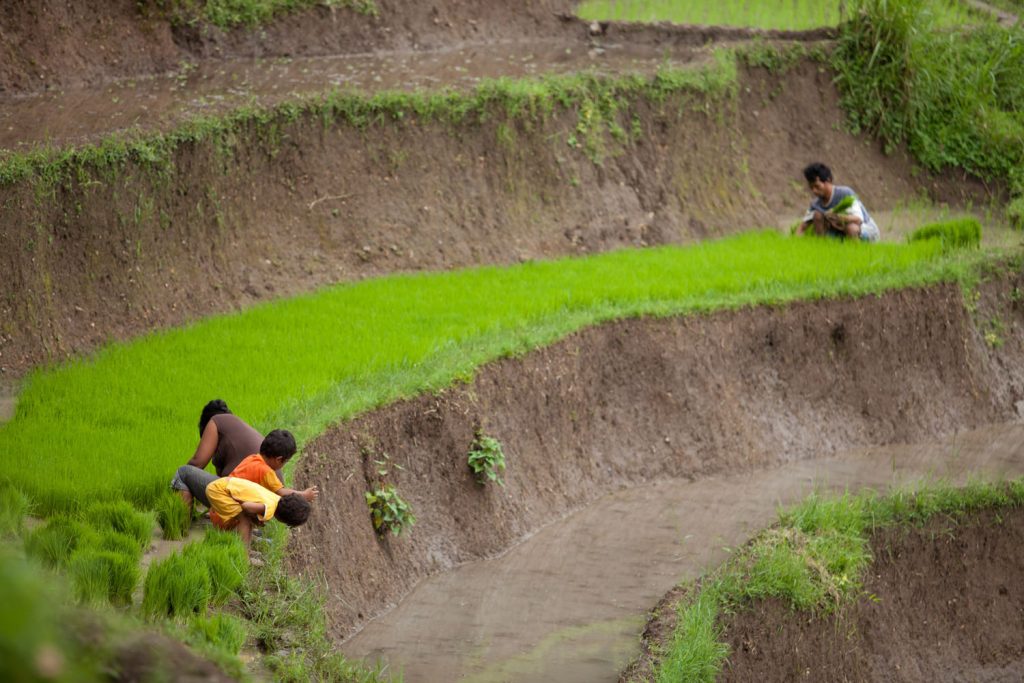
[720,507,1024,682]
[0,61,982,377]
[287,272,1024,640]
[0,0,576,94]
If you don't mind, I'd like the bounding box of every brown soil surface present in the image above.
[286,270,1024,642]
[0,58,992,381]
[717,507,1024,682]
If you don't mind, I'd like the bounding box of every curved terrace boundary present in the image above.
[287,270,1024,640]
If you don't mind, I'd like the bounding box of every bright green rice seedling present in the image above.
[143,551,212,618]
[187,612,248,656]
[831,195,856,214]
[908,218,982,251]
[83,501,154,550]
[25,516,100,568]
[0,486,30,537]
[182,533,248,605]
[69,548,139,606]
[468,432,507,486]
[365,485,415,536]
[156,491,192,541]
[4,232,963,517]
[86,529,145,563]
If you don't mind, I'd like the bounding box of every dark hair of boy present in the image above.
[275,493,312,527]
[260,429,297,461]
[803,162,833,184]
[198,399,231,436]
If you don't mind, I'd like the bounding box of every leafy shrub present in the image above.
[468,432,507,486]
[69,548,139,606]
[907,218,982,251]
[83,501,154,550]
[182,532,248,605]
[187,612,247,656]
[0,486,30,537]
[156,491,191,541]
[143,551,212,618]
[365,485,415,536]
[25,516,99,568]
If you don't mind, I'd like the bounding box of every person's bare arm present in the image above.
[275,485,319,502]
[240,501,266,517]
[186,420,219,469]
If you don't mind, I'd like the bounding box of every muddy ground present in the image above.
[286,267,1024,643]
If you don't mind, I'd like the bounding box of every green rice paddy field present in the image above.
[577,0,988,29]
[2,232,975,516]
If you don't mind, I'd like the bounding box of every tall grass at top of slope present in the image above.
[0,231,981,515]
[654,479,1024,683]
[576,0,986,30]
[140,0,377,28]
[834,0,1024,226]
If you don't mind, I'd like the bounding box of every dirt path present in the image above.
[340,422,1024,682]
[0,37,708,151]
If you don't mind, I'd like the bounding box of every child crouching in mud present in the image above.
[205,475,311,545]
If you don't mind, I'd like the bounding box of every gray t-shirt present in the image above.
[807,185,879,240]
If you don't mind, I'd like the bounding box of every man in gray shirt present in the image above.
[797,162,880,242]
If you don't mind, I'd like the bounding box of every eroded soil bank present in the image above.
[287,269,1024,643]
[0,59,989,379]
[344,424,1024,682]
[715,506,1024,682]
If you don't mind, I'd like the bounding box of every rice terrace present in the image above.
[3,0,1024,681]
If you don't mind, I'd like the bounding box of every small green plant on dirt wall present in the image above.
[468,432,507,486]
[365,485,415,536]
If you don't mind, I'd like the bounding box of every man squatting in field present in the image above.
[797,162,880,242]
[173,428,318,544]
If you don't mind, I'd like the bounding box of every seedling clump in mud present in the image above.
[468,432,506,486]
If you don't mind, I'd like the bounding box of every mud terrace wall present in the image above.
[287,275,1024,640]
[0,61,983,377]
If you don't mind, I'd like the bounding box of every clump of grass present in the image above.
[83,501,154,550]
[0,486,30,537]
[653,480,1024,681]
[834,0,1024,226]
[187,612,248,656]
[182,531,248,604]
[908,218,982,251]
[143,551,212,618]
[156,491,192,541]
[88,529,145,563]
[69,548,140,606]
[25,516,99,568]
[151,0,378,27]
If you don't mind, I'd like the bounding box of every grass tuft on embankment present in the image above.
[1,231,987,515]
[141,0,377,28]
[653,479,1024,682]
[577,0,986,30]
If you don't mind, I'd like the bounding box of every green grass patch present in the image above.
[577,0,984,30]
[908,217,982,251]
[0,485,30,537]
[69,548,140,607]
[0,232,994,515]
[143,551,213,619]
[653,480,1024,681]
[142,0,377,28]
[834,0,1024,225]
[83,501,154,550]
[25,516,100,568]
[0,57,737,190]
[187,612,248,656]
[156,491,192,541]
[182,530,248,605]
